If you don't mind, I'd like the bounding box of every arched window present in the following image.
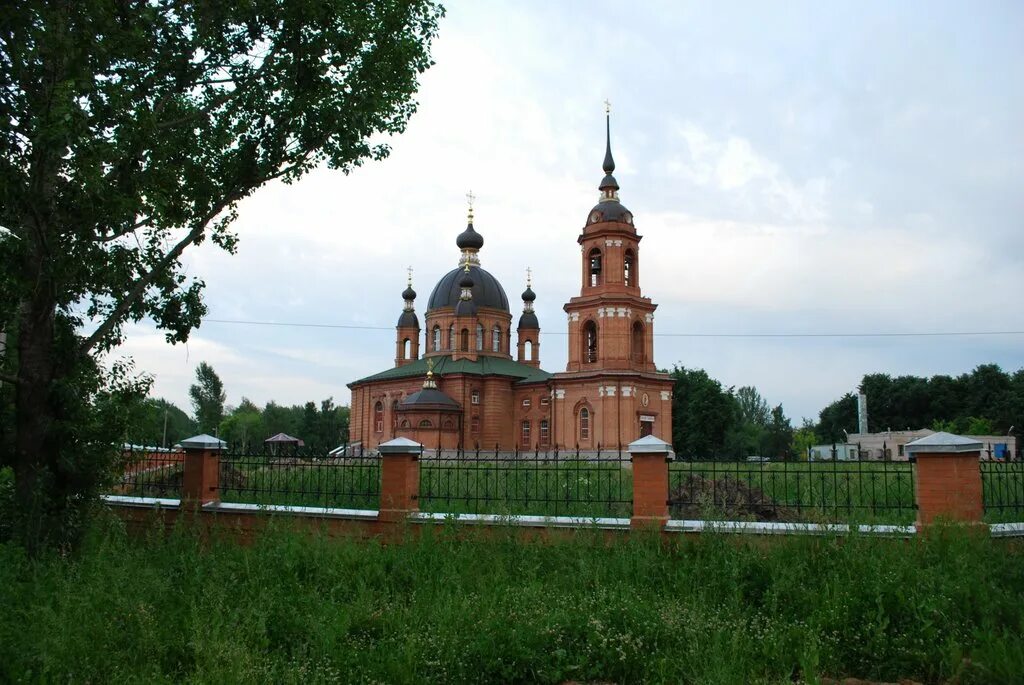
[539,419,550,446]
[521,420,531,445]
[443,419,455,430]
[583,320,598,363]
[579,407,590,441]
[460,328,469,352]
[418,419,433,428]
[448,324,455,351]
[588,248,602,287]
[492,325,501,352]
[400,419,410,428]
[374,402,384,433]
[432,326,441,352]
[476,323,484,351]
[524,339,533,361]
[631,321,644,362]
[402,338,412,359]
[624,249,634,287]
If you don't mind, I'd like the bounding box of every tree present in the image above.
[735,386,770,427]
[791,419,817,461]
[670,366,737,459]
[220,398,263,450]
[764,404,794,460]
[188,362,225,435]
[1,2,442,548]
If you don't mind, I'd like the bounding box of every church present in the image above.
[347,113,674,451]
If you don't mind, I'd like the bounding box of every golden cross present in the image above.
[604,98,611,114]
[466,190,475,208]
[426,358,434,376]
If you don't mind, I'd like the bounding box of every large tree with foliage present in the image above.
[0,1,443,549]
[188,362,225,434]
[670,366,737,459]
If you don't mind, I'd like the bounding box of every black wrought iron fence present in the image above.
[980,460,1024,522]
[218,444,380,509]
[668,457,916,523]
[419,446,633,518]
[116,445,185,499]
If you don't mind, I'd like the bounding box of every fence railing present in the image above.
[118,447,185,499]
[419,446,633,518]
[981,461,1024,522]
[217,445,380,509]
[668,458,917,523]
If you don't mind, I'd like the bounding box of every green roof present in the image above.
[349,355,551,387]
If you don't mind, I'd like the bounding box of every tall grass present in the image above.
[1,514,1022,684]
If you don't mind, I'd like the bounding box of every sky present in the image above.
[115,0,1024,422]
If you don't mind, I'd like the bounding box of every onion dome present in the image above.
[456,222,484,250]
[400,361,460,409]
[397,268,420,328]
[459,271,474,289]
[585,106,634,227]
[402,285,416,300]
[518,270,539,330]
[454,266,477,316]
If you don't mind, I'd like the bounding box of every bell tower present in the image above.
[564,106,656,374]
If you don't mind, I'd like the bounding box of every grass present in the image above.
[1,516,1023,684]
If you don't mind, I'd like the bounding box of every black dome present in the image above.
[427,265,510,312]
[402,285,416,300]
[400,387,460,409]
[456,223,484,250]
[397,310,419,328]
[459,271,475,288]
[586,200,633,226]
[521,285,536,302]
[518,311,539,330]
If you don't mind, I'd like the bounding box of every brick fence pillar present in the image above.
[629,435,674,530]
[180,433,225,507]
[906,431,984,526]
[379,437,423,523]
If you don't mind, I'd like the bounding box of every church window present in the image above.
[579,407,590,441]
[521,420,531,445]
[432,326,441,352]
[588,248,602,287]
[418,419,433,428]
[471,390,480,405]
[522,398,531,408]
[524,339,533,361]
[471,415,480,433]
[583,320,598,363]
[540,397,549,407]
[460,328,469,352]
[402,338,411,359]
[374,402,384,433]
[492,325,501,352]
[631,321,644,363]
[400,420,410,428]
[476,323,484,351]
[443,419,454,430]
[540,419,550,446]
[624,249,634,287]
[448,324,455,351]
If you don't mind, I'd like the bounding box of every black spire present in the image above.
[599,105,619,192]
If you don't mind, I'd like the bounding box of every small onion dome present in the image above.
[518,311,539,330]
[521,285,536,302]
[402,285,416,300]
[454,299,477,317]
[456,222,484,250]
[459,271,475,289]
[397,310,419,328]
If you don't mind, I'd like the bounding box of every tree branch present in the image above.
[80,190,242,353]
[0,372,18,385]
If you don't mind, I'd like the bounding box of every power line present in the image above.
[201,318,1024,339]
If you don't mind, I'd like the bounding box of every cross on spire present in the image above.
[466,190,476,223]
[526,267,532,287]
[604,98,611,114]
[407,265,413,287]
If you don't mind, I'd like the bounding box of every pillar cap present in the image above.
[378,436,424,454]
[628,434,675,458]
[905,431,983,455]
[180,433,227,450]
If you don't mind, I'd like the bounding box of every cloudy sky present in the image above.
[116,0,1024,422]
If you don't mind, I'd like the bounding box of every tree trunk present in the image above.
[13,244,58,552]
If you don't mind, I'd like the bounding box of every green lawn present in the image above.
[1,518,1022,684]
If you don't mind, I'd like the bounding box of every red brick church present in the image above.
[347,113,673,451]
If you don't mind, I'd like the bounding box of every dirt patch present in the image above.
[668,473,796,521]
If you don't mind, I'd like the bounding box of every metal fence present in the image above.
[668,458,917,523]
[419,446,633,518]
[218,445,380,509]
[117,447,185,499]
[981,461,1024,522]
